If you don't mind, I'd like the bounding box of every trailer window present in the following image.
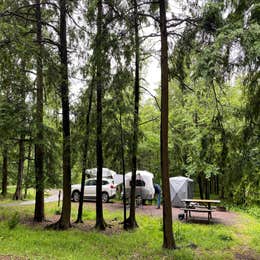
[130,180,145,187]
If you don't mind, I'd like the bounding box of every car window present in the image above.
[86,180,96,186]
[102,180,109,185]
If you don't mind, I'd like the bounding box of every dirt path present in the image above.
[0,189,60,207]
[1,190,239,226]
[84,201,239,226]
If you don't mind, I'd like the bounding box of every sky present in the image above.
[69,1,186,102]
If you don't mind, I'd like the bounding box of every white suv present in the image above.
[71,178,117,203]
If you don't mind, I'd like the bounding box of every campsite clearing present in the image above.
[0,202,260,259]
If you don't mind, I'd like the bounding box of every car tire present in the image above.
[72,191,80,202]
[102,192,109,203]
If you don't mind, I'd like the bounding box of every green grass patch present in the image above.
[0,202,259,259]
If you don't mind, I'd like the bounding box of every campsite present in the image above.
[1,189,260,259]
[0,0,259,259]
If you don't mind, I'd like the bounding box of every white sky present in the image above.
[69,1,186,102]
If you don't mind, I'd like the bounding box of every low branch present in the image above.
[139,117,159,126]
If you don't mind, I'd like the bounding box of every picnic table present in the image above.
[181,199,221,223]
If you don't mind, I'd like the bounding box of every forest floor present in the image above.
[1,191,260,259]
[0,200,260,259]
[100,201,239,226]
[1,189,238,225]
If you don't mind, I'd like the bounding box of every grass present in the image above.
[0,200,260,259]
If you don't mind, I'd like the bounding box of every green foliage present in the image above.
[201,2,224,33]
[7,212,20,230]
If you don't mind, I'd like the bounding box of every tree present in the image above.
[76,83,94,223]
[34,0,45,222]
[95,0,106,230]
[125,0,140,230]
[159,0,176,249]
[13,61,28,201]
[1,145,8,196]
[49,0,72,230]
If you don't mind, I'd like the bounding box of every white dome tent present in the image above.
[169,176,194,207]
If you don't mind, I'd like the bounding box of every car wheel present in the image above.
[102,192,109,203]
[72,191,80,202]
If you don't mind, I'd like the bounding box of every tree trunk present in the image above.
[1,146,8,197]
[125,0,139,230]
[95,0,106,230]
[76,83,93,223]
[216,175,219,195]
[48,0,71,230]
[205,179,210,199]
[198,173,204,199]
[13,137,25,200]
[34,0,45,222]
[220,129,228,199]
[24,140,32,199]
[119,110,127,229]
[159,0,176,249]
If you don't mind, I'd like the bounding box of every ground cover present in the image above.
[0,201,259,260]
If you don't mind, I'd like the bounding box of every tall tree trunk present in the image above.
[216,175,219,195]
[220,128,228,199]
[95,0,106,230]
[125,0,139,230]
[159,0,176,249]
[48,0,71,230]
[205,178,210,199]
[198,172,204,199]
[1,146,8,197]
[76,83,93,223]
[13,137,25,200]
[24,140,32,199]
[119,110,127,229]
[34,0,45,222]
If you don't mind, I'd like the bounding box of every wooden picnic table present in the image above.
[181,199,221,223]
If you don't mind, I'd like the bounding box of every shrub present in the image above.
[7,212,20,229]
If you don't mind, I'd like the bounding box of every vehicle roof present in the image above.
[86,178,113,181]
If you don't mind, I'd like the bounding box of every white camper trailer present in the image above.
[122,170,155,202]
[169,176,194,207]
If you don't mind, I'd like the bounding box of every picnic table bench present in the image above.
[181,199,221,223]
[181,207,214,223]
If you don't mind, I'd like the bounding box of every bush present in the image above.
[7,212,20,230]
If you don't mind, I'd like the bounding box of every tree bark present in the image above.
[76,83,93,223]
[48,0,71,230]
[119,110,127,229]
[1,147,8,197]
[95,0,106,230]
[205,178,210,199]
[159,0,176,249]
[13,137,25,200]
[125,0,139,230]
[198,173,204,199]
[220,129,228,199]
[34,0,45,222]
[216,175,219,195]
[24,140,32,199]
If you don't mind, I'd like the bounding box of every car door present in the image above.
[85,179,96,198]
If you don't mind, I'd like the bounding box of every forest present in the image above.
[0,0,259,258]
